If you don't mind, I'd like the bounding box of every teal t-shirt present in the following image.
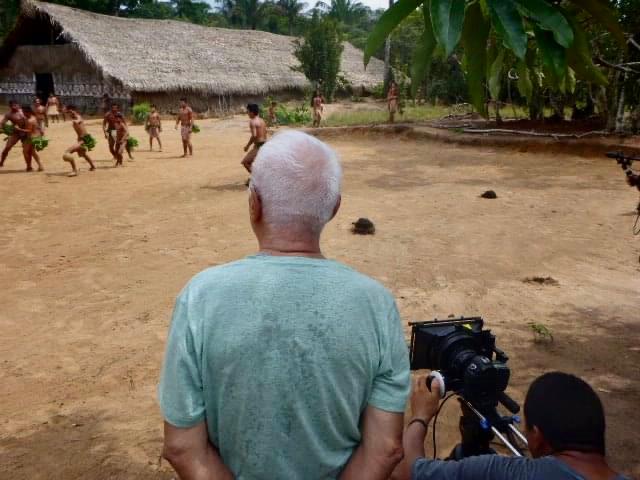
[158,254,410,480]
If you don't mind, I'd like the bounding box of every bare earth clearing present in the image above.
[1,115,639,478]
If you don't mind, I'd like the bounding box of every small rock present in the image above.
[351,218,375,235]
[523,276,559,286]
[480,190,497,199]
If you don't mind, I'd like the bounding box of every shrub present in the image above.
[132,102,151,125]
[275,103,312,125]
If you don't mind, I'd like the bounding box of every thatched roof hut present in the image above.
[0,1,384,113]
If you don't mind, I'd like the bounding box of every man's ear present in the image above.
[249,186,262,223]
[526,425,552,458]
[330,195,341,221]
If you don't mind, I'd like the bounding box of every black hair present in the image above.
[66,105,77,112]
[524,372,606,455]
[22,105,33,114]
[111,103,119,109]
[180,97,187,103]
[9,99,18,106]
[247,103,259,115]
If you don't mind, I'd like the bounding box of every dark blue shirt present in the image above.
[413,455,630,480]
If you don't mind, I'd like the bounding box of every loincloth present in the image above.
[180,124,192,140]
[148,125,160,137]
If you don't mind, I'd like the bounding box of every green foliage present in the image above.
[430,0,465,57]
[132,102,151,125]
[191,124,201,133]
[325,103,447,126]
[31,136,49,151]
[367,0,626,119]
[274,103,312,125]
[81,134,96,151]
[371,82,386,99]
[294,14,344,101]
[127,137,139,149]
[2,123,15,137]
[528,322,554,343]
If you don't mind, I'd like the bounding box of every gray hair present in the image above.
[251,130,342,232]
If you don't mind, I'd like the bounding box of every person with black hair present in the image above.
[175,98,193,157]
[241,103,267,173]
[0,100,27,168]
[392,372,629,480]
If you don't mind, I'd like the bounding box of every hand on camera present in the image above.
[410,373,442,422]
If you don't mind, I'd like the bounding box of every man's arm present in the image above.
[338,406,404,480]
[0,113,8,129]
[163,421,234,480]
[245,122,257,151]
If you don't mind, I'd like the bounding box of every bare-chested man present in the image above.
[146,104,162,151]
[241,103,267,173]
[15,105,45,172]
[0,100,27,168]
[63,105,96,177]
[312,90,324,128]
[387,81,399,123]
[268,101,278,128]
[33,98,48,131]
[103,103,121,160]
[174,98,193,157]
[113,116,129,167]
[47,93,61,123]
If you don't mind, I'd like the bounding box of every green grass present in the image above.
[325,104,449,127]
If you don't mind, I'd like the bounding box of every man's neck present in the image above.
[257,228,324,259]
[553,451,618,480]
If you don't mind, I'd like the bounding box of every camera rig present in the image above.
[409,316,528,459]
[606,151,640,236]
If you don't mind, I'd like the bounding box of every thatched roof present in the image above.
[2,0,384,95]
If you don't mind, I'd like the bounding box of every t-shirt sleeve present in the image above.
[412,455,534,480]
[158,293,206,428]
[368,301,411,412]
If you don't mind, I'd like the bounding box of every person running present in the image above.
[175,98,193,157]
[33,98,48,131]
[113,115,129,167]
[241,103,267,174]
[312,90,324,128]
[46,93,61,123]
[0,100,27,168]
[146,105,162,151]
[63,105,96,177]
[14,105,45,172]
[387,81,399,123]
[103,103,121,161]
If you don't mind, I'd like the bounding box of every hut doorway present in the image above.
[35,73,55,102]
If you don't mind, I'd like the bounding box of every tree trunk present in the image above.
[615,72,628,134]
[383,0,393,92]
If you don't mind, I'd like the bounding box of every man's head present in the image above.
[180,98,187,108]
[21,105,33,117]
[524,372,606,457]
[271,101,277,107]
[249,130,342,240]
[9,100,19,112]
[111,103,119,113]
[151,104,157,112]
[34,98,41,106]
[247,103,259,118]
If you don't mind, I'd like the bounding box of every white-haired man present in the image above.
[159,130,410,480]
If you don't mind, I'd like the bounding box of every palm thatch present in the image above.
[3,0,385,96]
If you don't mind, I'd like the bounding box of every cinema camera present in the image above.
[409,317,528,459]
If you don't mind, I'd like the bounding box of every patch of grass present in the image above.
[325,104,449,127]
[528,322,554,343]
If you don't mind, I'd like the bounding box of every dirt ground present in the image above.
[1,115,639,479]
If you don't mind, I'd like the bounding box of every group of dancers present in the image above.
[0,98,196,177]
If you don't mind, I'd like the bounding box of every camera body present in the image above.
[409,317,513,414]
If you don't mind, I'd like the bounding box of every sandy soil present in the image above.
[1,116,639,478]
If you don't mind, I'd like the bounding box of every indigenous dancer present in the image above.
[63,106,96,177]
[15,105,45,172]
[113,115,129,167]
[387,81,399,123]
[0,100,27,168]
[103,103,120,160]
[312,90,324,128]
[241,103,267,173]
[33,98,48,130]
[174,98,193,157]
[145,105,162,151]
[47,93,61,123]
